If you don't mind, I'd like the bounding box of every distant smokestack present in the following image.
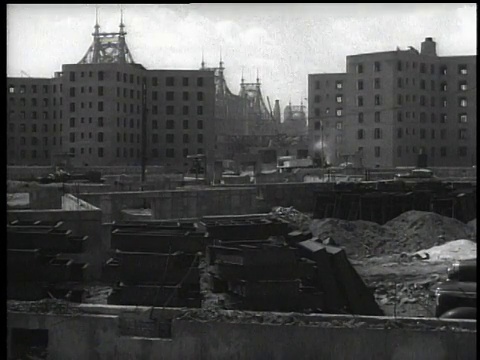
[421,37,437,56]
[273,100,281,124]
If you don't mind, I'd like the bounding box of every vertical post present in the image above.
[320,120,324,167]
[141,77,147,191]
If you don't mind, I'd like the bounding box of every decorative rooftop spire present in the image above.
[219,47,224,69]
[119,5,125,34]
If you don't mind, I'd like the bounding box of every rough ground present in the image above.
[274,208,476,317]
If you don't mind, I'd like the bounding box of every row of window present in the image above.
[396,95,468,107]
[70,147,105,157]
[150,133,204,144]
[152,119,204,130]
[14,150,50,159]
[69,71,104,82]
[396,146,468,158]
[14,136,62,146]
[355,62,468,75]
[356,128,384,140]
[69,117,104,127]
[396,128,468,140]
[151,105,205,116]
[313,79,344,90]
[8,84,61,94]
[152,148,204,158]
[151,76,204,87]
[11,123,63,133]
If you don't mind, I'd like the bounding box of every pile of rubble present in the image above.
[413,239,476,262]
[271,206,312,232]
[309,210,475,258]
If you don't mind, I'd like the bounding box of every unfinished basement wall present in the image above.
[7,309,476,360]
[7,208,106,281]
[149,187,257,220]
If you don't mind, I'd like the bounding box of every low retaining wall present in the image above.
[7,305,476,360]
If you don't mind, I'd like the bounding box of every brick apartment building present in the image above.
[7,19,215,172]
[308,38,476,167]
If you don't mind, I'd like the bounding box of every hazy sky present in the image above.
[7,3,477,111]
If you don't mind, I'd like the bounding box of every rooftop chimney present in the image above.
[421,37,437,56]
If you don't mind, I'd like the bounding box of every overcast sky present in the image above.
[7,3,477,112]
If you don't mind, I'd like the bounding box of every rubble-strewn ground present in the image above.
[274,208,476,318]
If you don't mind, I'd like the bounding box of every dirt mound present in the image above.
[310,211,475,258]
[414,239,477,262]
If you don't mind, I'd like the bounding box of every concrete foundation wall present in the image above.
[149,187,257,220]
[7,208,106,281]
[7,307,476,360]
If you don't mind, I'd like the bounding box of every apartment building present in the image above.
[308,38,476,167]
[7,19,215,171]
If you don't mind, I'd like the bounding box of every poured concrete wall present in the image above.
[7,307,476,360]
[149,187,257,220]
[7,208,106,280]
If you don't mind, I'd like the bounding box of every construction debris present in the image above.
[413,239,476,262]
[310,210,475,258]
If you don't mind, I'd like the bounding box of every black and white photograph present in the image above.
[7,3,477,359]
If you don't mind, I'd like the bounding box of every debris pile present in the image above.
[309,211,475,258]
[413,239,476,262]
[271,206,312,231]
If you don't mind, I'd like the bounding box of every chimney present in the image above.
[421,37,437,56]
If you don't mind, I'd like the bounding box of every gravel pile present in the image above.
[310,211,475,258]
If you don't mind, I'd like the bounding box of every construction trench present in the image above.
[6,179,477,359]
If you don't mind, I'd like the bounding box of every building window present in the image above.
[152,106,158,115]
[197,106,203,115]
[152,134,158,143]
[374,78,381,89]
[69,117,75,127]
[420,112,426,123]
[315,80,320,90]
[397,78,403,88]
[335,95,343,104]
[197,120,203,129]
[374,128,381,139]
[374,95,381,106]
[182,77,190,86]
[69,133,75,143]
[420,96,426,106]
[166,91,175,101]
[458,147,467,157]
[420,63,426,73]
[440,147,447,157]
[166,134,174,143]
[440,65,447,75]
[197,92,204,101]
[98,117,104,127]
[458,64,468,75]
[357,96,363,107]
[98,71,104,81]
[166,120,174,129]
[183,120,189,129]
[357,80,364,90]
[420,129,426,139]
[166,106,175,115]
[314,95,321,103]
[98,102,104,112]
[458,81,468,91]
[314,108,320,117]
[166,76,175,86]
[166,149,174,158]
[397,95,402,105]
[357,129,365,140]
[374,112,380,123]
[98,147,104,157]
[98,132,104,142]
[152,120,158,129]
[374,146,381,158]
[358,112,364,123]
[182,106,189,115]
[459,98,468,107]
[374,61,381,72]
[197,77,204,87]
[420,80,426,90]
[336,108,343,117]
[335,80,343,89]
[440,129,447,140]
[336,122,342,130]
[397,61,402,71]
[356,64,363,74]
[397,128,403,139]
[458,129,468,140]
[397,146,402,157]
[197,134,203,143]
[314,121,321,130]
[459,113,468,123]
[152,91,158,101]
[441,114,447,123]
[182,92,189,101]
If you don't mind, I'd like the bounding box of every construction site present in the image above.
[7,163,477,359]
